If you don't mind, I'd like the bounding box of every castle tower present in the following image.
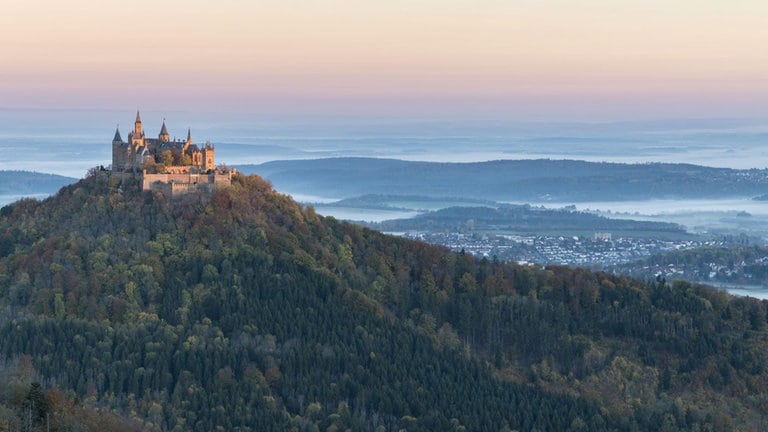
[111,126,126,171]
[134,110,142,136]
[183,127,192,153]
[130,110,145,149]
[202,140,215,171]
[159,119,170,143]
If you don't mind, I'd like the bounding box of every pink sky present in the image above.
[2,0,767,121]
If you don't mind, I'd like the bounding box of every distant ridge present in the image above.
[237,158,768,201]
[369,204,685,233]
[0,170,77,196]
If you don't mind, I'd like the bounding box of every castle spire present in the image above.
[186,127,192,143]
[159,118,170,143]
[113,125,122,142]
[134,110,143,136]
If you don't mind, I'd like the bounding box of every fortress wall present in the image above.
[142,172,216,190]
[213,171,233,185]
[141,171,232,196]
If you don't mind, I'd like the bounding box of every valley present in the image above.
[235,160,768,298]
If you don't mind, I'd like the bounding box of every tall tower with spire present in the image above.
[130,110,146,150]
[158,118,170,143]
[183,128,193,153]
[111,126,128,171]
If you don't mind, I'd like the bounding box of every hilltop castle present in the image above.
[112,111,215,173]
[111,111,232,195]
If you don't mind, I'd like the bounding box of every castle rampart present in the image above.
[142,170,233,196]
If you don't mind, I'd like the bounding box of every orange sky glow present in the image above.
[2,0,767,120]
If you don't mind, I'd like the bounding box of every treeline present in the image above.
[0,173,766,430]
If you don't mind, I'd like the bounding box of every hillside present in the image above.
[0,172,767,430]
[0,170,77,195]
[238,158,768,201]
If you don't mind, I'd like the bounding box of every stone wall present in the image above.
[142,170,233,196]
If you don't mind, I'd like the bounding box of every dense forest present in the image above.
[0,172,767,430]
[239,158,768,201]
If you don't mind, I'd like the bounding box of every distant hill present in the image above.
[0,173,767,430]
[368,204,685,233]
[327,194,497,210]
[0,170,76,195]
[237,158,768,201]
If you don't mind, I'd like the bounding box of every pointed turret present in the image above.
[133,110,143,137]
[180,127,193,154]
[113,126,123,143]
[112,124,127,172]
[159,118,170,143]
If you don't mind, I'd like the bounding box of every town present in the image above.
[396,230,742,268]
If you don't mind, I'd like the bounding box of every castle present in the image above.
[112,111,215,173]
[111,111,232,195]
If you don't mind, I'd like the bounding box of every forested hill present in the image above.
[0,170,77,195]
[0,173,767,431]
[238,158,768,201]
[369,204,684,233]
